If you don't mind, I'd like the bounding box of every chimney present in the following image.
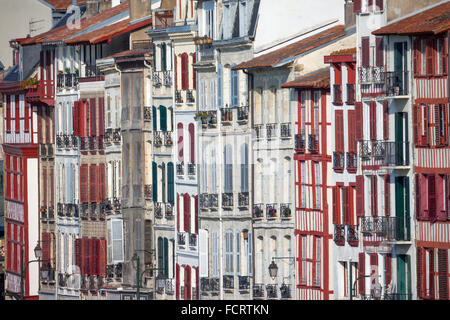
[86,0,112,18]
[344,0,356,30]
[129,0,152,23]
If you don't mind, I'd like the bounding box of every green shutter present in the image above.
[405,176,410,241]
[160,106,167,131]
[168,162,174,203]
[161,43,167,71]
[152,106,157,131]
[152,162,157,200]
[395,177,405,241]
[158,237,163,276]
[164,238,169,278]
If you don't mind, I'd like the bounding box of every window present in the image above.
[230,69,239,108]
[225,229,234,274]
[300,161,306,208]
[314,236,321,286]
[210,79,216,110]
[236,230,240,275]
[218,64,223,108]
[204,1,214,38]
[181,53,189,90]
[189,123,195,163]
[211,147,217,194]
[240,143,248,192]
[161,43,167,71]
[109,218,124,263]
[301,235,307,285]
[224,144,233,193]
[212,230,218,277]
[200,79,206,110]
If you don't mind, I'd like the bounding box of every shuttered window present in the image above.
[218,64,223,108]
[355,102,363,141]
[200,79,206,110]
[240,143,249,192]
[438,249,448,300]
[89,165,97,203]
[176,264,180,299]
[110,218,124,263]
[225,229,233,274]
[335,110,344,152]
[224,144,233,193]
[98,164,105,202]
[189,123,195,163]
[168,162,174,203]
[348,110,356,153]
[375,37,384,66]
[181,53,189,90]
[212,230,218,277]
[98,97,105,136]
[161,43,167,71]
[359,253,365,294]
[353,0,361,13]
[385,174,390,217]
[192,52,196,90]
[199,230,208,277]
[383,100,389,140]
[210,79,216,110]
[183,193,191,232]
[426,39,435,76]
[98,239,106,276]
[195,195,198,234]
[80,165,88,203]
[178,123,184,161]
[158,237,164,276]
[356,175,365,216]
[413,39,422,76]
[332,187,339,224]
[6,95,11,132]
[428,174,436,221]
[152,106,157,131]
[90,98,96,136]
[371,175,378,217]
[361,37,370,67]
[160,105,167,131]
[375,0,383,11]
[231,69,239,108]
[370,101,377,140]
[417,247,424,298]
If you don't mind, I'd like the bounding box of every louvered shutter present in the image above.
[353,0,361,13]
[98,239,106,276]
[413,105,420,146]
[361,37,370,67]
[184,194,191,232]
[356,175,365,217]
[348,110,356,152]
[413,39,421,76]
[73,101,80,136]
[195,267,199,300]
[181,53,188,90]
[435,104,441,146]
[89,165,97,203]
[195,195,198,234]
[358,253,365,295]
[152,162,157,201]
[370,101,376,140]
[335,111,344,152]
[80,165,88,203]
[218,64,223,108]
[441,38,447,75]
[446,175,450,220]
[98,97,105,136]
[437,175,447,221]
[176,263,180,299]
[161,43,167,71]
[385,253,392,288]
[177,193,180,231]
[85,238,90,275]
[383,100,389,140]
[192,52,196,90]
[75,238,81,273]
[157,237,163,275]
[417,247,424,298]
[42,232,50,265]
[90,98,96,136]
[385,174,390,216]
[429,174,436,221]
[174,54,178,90]
[375,37,384,67]
[420,174,430,220]
[344,187,351,224]
[429,248,435,298]
[424,106,430,146]
[42,168,47,205]
[164,238,169,277]
[355,102,363,141]
[184,266,190,300]
[90,238,97,275]
[372,176,378,216]
[189,123,195,163]
[81,238,87,275]
[98,164,105,202]
[426,39,435,76]
[160,106,167,131]
[332,187,338,224]
[80,100,86,137]
[178,123,184,161]
[168,162,174,203]
[438,249,448,300]
[152,106,157,131]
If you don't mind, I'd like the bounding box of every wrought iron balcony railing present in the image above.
[385,71,408,96]
[295,133,305,152]
[237,106,249,122]
[176,162,184,175]
[57,73,78,89]
[373,66,385,84]
[266,123,277,139]
[280,203,292,218]
[144,107,152,122]
[266,204,277,219]
[347,225,359,246]
[222,193,233,208]
[359,140,409,166]
[189,233,197,247]
[360,216,410,241]
[208,111,218,128]
[346,152,358,171]
[266,284,278,299]
[333,152,345,170]
[186,90,195,103]
[333,84,343,105]
[280,284,292,299]
[154,202,163,219]
[359,66,385,84]
[254,124,264,139]
[152,72,162,86]
[144,185,152,200]
[200,193,209,210]
[280,123,291,138]
[238,276,250,291]
[201,278,210,293]
[154,131,163,147]
[175,90,183,103]
[253,284,265,298]
[253,204,264,218]
[334,224,345,246]
[164,131,173,147]
[165,203,174,219]
[238,192,249,208]
[210,278,219,293]
[223,275,234,290]
[221,108,233,124]
[308,134,319,153]
[187,163,196,176]
[177,232,186,246]
[209,193,218,209]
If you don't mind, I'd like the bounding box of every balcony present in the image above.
[347,225,359,246]
[253,284,265,298]
[223,275,234,290]
[333,152,345,171]
[280,123,291,138]
[177,232,186,246]
[201,278,210,294]
[266,124,277,139]
[25,80,54,105]
[295,133,305,153]
[187,163,196,176]
[207,111,217,128]
[334,224,345,246]
[266,204,277,219]
[48,206,54,219]
[220,107,233,125]
[165,203,174,219]
[385,71,408,96]
[253,204,264,219]
[280,284,292,299]
[153,71,172,87]
[154,131,163,147]
[56,73,77,90]
[238,276,250,291]
[154,202,163,219]
[359,66,385,84]
[383,293,413,300]
[176,162,184,175]
[57,203,64,217]
[254,124,264,139]
[359,140,409,166]
[186,90,195,104]
[346,84,355,105]
[210,278,219,293]
[198,43,214,61]
[237,106,249,123]
[200,193,209,210]
[209,193,218,210]
[222,193,233,208]
[189,233,197,247]
[308,134,319,153]
[238,192,249,208]
[346,152,358,171]
[164,131,173,147]
[280,203,292,218]
[166,278,175,295]
[360,216,410,241]
[83,65,103,80]
[144,107,152,122]
[333,84,343,105]
[266,284,277,299]
[152,72,162,86]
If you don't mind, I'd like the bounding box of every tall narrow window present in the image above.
[225,230,233,274]
[189,123,195,163]
[231,69,239,108]
[167,163,174,203]
[160,106,167,131]
[236,230,240,275]
[212,230,218,277]
[161,43,167,71]
[240,143,248,192]
[224,144,233,193]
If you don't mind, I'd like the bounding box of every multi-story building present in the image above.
[373,0,449,300]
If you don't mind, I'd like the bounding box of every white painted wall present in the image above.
[27,158,39,297]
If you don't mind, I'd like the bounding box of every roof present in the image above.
[232,25,346,70]
[281,68,330,89]
[66,17,152,45]
[45,0,87,11]
[373,1,450,36]
[109,49,153,59]
[21,1,129,46]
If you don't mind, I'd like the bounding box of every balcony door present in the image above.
[396,254,411,300]
[395,176,410,241]
[395,112,409,166]
[393,42,408,95]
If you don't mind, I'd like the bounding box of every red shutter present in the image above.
[98,239,106,276]
[383,100,389,140]
[24,103,30,132]
[89,165,97,203]
[426,39,435,76]
[176,263,180,300]
[446,174,450,220]
[184,194,191,232]
[371,176,378,217]
[42,232,50,264]
[98,164,105,202]
[353,0,361,13]
[370,253,378,285]
[435,104,441,146]
[181,53,188,90]
[174,54,178,91]
[441,38,447,75]
[416,174,422,219]
[335,111,344,152]
[423,105,429,146]
[80,165,88,203]
[421,174,430,220]
[178,123,184,161]
[385,253,392,288]
[358,252,365,295]
[429,174,436,221]
[73,101,80,136]
[50,167,54,206]
[355,102,363,141]
[90,98,96,136]
[332,187,339,224]
[195,267,199,300]
[348,110,356,152]
[417,247,424,299]
[385,174,390,217]
[83,238,89,275]
[177,193,180,230]
[40,51,44,80]
[361,37,370,67]
[356,175,365,217]
[376,0,383,11]
[192,52,196,90]
[413,104,420,146]
[429,248,435,298]
[43,168,47,205]
[6,95,11,132]
[189,123,195,163]
[98,97,105,136]
[80,100,86,137]
[438,249,448,300]
[437,175,446,221]
[413,39,421,76]
[375,37,384,67]
[195,195,198,234]
[75,238,82,273]
[344,187,350,224]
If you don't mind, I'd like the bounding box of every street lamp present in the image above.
[20,243,49,300]
[131,250,163,301]
[350,274,381,300]
[268,261,278,280]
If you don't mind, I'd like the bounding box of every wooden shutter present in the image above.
[195,195,198,234]
[429,248,435,298]
[90,98,96,136]
[358,252,365,294]
[89,165,97,203]
[348,110,356,152]
[361,37,370,67]
[80,99,86,137]
[435,104,441,146]
[161,43,167,71]
[356,175,365,217]
[98,97,105,136]
[335,111,344,152]
[181,53,188,90]
[152,162,157,201]
[426,39,435,75]
[80,165,88,203]
[42,168,47,205]
[429,174,436,221]
[383,100,389,140]
[375,37,384,67]
[353,0,361,13]
[168,163,174,203]
[417,247,424,298]
[437,175,447,221]
[184,194,191,232]
[5,95,11,132]
[344,187,350,224]
[413,104,420,146]
[164,238,169,277]
[195,267,199,300]
[385,174,390,217]
[42,232,50,263]
[441,37,447,75]
[376,0,383,11]
[98,239,106,276]
[152,106,157,131]
[73,101,80,136]
[192,52,196,90]
[160,106,167,131]
[177,193,180,231]
[438,249,448,300]
[81,238,88,275]
[178,123,184,161]
[98,164,105,202]
[413,39,421,76]
[355,102,363,141]
[420,174,430,220]
[332,187,339,224]
[385,253,392,287]
[176,263,180,299]
[370,101,376,141]
[185,265,191,300]
[157,237,163,275]
[446,174,450,220]
[189,123,195,163]
[75,238,82,272]
[371,176,378,216]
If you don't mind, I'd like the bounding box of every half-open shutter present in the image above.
[355,102,363,141]
[371,176,378,216]
[90,98,96,136]
[385,174,390,216]
[164,238,169,277]
[89,165,97,203]
[152,106,157,131]
[413,105,419,146]
[81,238,88,275]
[181,53,188,90]
[358,252,365,295]
[420,174,429,220]
[184,193,191,232]
[356,175,365,217]
[195,267,199,300]
[177,193,180,230]
[160,106,167,131]
[370,101,377,141]
[428,174,436,221]
[189,123,195,163]
[176,263,180,299]
[168,162,174,203]
[426,39,435,76]
[435,104,441,146]
[429,248,435,298]
[361,37,370,67]
[98,97,105,136]
[385,253,392,288]
[195,195,198,234]
[98,239,106,276]
[75,238,81,273]
[383,100,389,139]
[344,187,350,224]
[441,38,447,75]
[73,101,80,136]
[375,37,384,67]
[157,237,163,275]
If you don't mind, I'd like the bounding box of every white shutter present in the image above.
[248,229,252,276]
[111,218,124,262]
[218,64,223,108]
[212,230,218,277]
[107,219,112,264]
[211,148,217,194]
[199,229,209,277]
[236,230,240,275]
[210,79,216,110]
[200,79,206,110]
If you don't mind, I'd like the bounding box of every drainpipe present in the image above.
[242,68,254,294]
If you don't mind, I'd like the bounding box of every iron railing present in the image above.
[223,275,234,289]
[266,204,277,219]
[308,134,319,153]
[253,204,264,218]
[221,108,233,124]
[189,233,197,247]
[360,216,410,241]
[253,284,265,298]
[266,123,277,139]
[238,276,250,290]
[280,284,292,299]
[280,203,292,218]
[187,163,196,176]
[280,123,291,138]
[333,152,345,170]
[238,192,249,208]
[346,83,355,105]
[254,124,264,139]
[177,232,186,246]
[222,193,233,208]
[334,224,345,246]
[237,106,249,122]
[347,225,359,246]
[359,140,409,166]
[176,162,184,175]
[209,193,218,209]
[200,193,209,210]
[295,133,305,152]
[346,152,358,171]
[266,284,277,299]
[186,90,195,103]
[385,71,408,96]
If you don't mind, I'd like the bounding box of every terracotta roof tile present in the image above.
[66,17,151,44]
[373,2,450,35]
[281,68,330,89]
[109,49,152,59]
[232,25,346,70]
[21,0,129,46]
[45,0,87,11]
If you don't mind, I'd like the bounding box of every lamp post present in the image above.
[131,251,164,301]
[350,274,381,300]
[20,243,49,300]
[267,257,295,299]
